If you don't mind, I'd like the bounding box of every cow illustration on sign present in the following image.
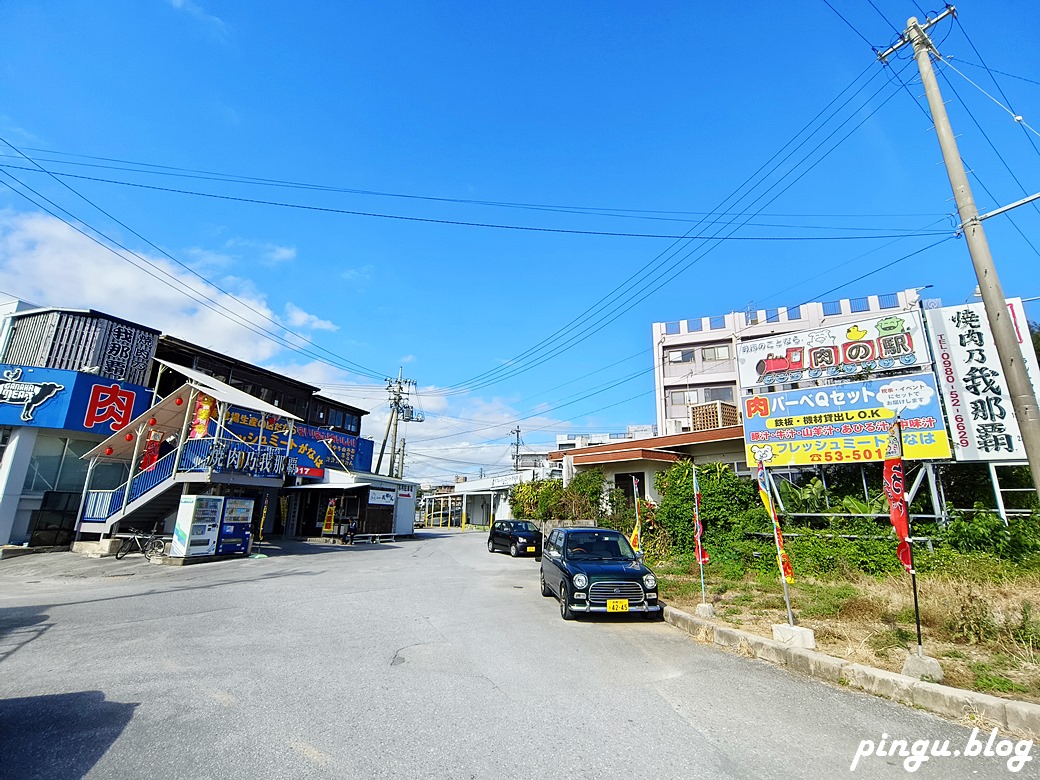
[0,367,65,422]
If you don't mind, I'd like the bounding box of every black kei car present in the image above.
[487,520,543,558]
[540,527,661,620]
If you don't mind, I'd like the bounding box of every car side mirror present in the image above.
[635,550,645,559]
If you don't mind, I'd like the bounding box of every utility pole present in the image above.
[512,426,521,472]
[880,9,1040,505]
[375,369,421,477]
[396,438,406,479]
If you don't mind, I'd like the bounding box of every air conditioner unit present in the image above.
[668,351,683,363]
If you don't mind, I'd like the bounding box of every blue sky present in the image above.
[0,1,1038,482]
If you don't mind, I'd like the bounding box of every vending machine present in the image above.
[216,497,254,555]
[171,495,223,557]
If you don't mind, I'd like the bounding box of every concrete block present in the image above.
[901,653,944,683]
[912,681,1006,727]
[694,603,716,619]
[783,647,847,683]
[740,633,788,665]
[841,664,916,704]
[663,606,714,643]
[772,623,816,650]
[1001,700,1040,740]
[713,626,748,650]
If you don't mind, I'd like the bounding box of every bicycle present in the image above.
[114,528,167,560]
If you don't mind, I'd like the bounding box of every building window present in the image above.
[787,305,801,320]
[664,321,680,335]
[766,308,780,323]
[701,346,730,362]
[703,386,734,402]
[878,292,900,309]
[850,297,870,313]
[667,349,696,363]
[823,300,843,316]
[709,315,726,330]
[670,389,698,405]
[686,318,703,332]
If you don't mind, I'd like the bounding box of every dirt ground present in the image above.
[661,569,1040,705]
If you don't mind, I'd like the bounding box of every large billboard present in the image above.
[925,298,1040,462]
[742,373,951,467]
[0,364,152,434]
[736,310,928,390]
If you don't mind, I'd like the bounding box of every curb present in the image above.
[663,604,1040,739]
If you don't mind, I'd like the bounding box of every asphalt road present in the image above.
[0,531,1030,779]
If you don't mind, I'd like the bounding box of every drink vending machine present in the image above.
[171,495,223,557]
[217,498,254,555]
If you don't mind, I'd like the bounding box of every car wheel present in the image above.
[540,569,551,597]
[488,538,495,553]
[559,581,575,620]
[509,543,518,557]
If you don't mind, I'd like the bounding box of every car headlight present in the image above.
[573,573,588,589]
[643,573,657,590]
[516,537,527,544]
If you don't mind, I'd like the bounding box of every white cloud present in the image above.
[341,264,374,282]
[0,210,322,365]
[400,354,416,364]
[284,302,337,332]
[168,0,228,41]
[225,238,296,266]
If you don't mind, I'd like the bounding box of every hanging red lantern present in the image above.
[104,447,114,456]
[124,433,134,441]
[174,397,184,406]
[149,417,158,426]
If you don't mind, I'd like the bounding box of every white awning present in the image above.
[156,359,302,422]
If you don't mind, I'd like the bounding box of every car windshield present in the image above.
[565,532,636,561]
[513,522,539,534]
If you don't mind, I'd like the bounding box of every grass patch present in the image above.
[796,582,859,618]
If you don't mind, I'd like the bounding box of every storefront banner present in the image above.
[0,364,151,433]
[925,298,1040,462]
[221,412,374,475]
[742,373,950,467]
[736,310,928,390]
[368,489,396,506]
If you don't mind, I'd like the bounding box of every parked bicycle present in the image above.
[115,528,167,560]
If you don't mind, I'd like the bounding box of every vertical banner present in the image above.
[925,298,1040,461]
[757,461,793,584]
[692,466,708,565]
[882,421,914,572]
[190,393,215,439]
[322,498,337,533]
[629,476,642,552]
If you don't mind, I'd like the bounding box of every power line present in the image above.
[0,163,947,242]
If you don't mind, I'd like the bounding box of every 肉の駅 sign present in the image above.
[736,310,928,390]
[742,373,950,467]
[924,298,1040,462]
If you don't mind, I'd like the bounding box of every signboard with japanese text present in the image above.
[368,488,397,506]
[924,298,1040,462]
[0,364,151,434]
[220,412,375,475]
[742,373,950,467]
[736,310,928,390]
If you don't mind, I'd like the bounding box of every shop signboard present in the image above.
[742,373,950,467]
[736,310,928,390]
[924,298,1040,461]
[221,412,374,475]
[368,489,397,506]
[0,364,151,433]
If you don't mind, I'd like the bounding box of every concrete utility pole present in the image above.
[881,9,1040,504]
[375,369,420,477]
[512,426,521,472]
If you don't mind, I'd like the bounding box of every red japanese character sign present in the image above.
[83,383,137,432]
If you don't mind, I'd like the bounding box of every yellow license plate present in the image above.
[607,599,629,612]
[526,546,535,552]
